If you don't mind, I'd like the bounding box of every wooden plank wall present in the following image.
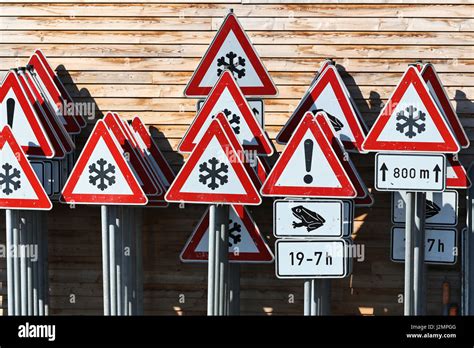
[0,0,472,315]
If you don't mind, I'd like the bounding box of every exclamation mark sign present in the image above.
[6,98,15,129]
[304,139,313,184]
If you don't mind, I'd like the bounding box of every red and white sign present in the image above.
[0,71,55,158]
[315,112,374,206]
[180,205,274,263]
[362,66,460,153]
[61,120,147,205]
[180,70,273,155]
[0,126,52,210]
[184,12,277,97]
[32,50,87,128]
[103,112,161,197]
[261,112,357,198]
[447,155,471,189]
[28,53,82,134]
[276,64,367,152]
[421,63,469,148]
[165,118,261,205]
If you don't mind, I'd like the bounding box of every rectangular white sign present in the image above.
[375,153,446,192]
[392,191,458,226]
[276,239,352,278]
[274,199,352,238]
[391,227,457,264]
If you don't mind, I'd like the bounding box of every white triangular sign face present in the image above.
[261,112,356,198]
[184,12,277,97]
[61,120,147,205]
[362,66,459,153]
[277,64,367,152]
[0,126,52,210]
[166,119,261,205]
[180,205,273,263]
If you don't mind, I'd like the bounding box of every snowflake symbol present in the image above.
[396,105,426,139]
[228,219,242,247]
[0,163,21,195]
[217,51,246,79]
[89,158,116,191]
[223,108,241,134]
[198,157,228,190]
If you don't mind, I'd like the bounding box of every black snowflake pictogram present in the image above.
[228,219,242,247]
[222,108,241,134]
[89,158,116,191]
[198,157,228,190]
[217,52,246,79]
[396,105,426,139]
[0,163,21,195]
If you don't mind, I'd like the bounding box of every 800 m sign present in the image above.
[375,153,446,192]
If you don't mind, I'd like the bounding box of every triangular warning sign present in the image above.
[421,63,469,148]
[447,155,471,189]
[184,12,277,97]
[0,71,55,158]
[276,64,367,152]
[315,112,374,207]
[180,70,273,155]
[362,66,460,153]
[180,205,274,263]
[165,118,261,205]
[261,112,356,198]
[0,126,52,210]
[61,120,147,205]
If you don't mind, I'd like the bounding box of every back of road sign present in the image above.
[362,66,460,153]
[61,120,147,205]
[261,112,356,198]
[0,126,52,210]
[184,12,277,97]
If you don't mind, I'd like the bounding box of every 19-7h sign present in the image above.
[375,153,446,192]
[275,239,352,279]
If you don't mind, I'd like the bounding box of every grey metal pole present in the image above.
[26,211,33,315]
[304,280,311,316]
[19,213,27,315]
[217,204,229,316]
[13,211,20,315]
[32,211,38,316]
[116,207,122,316]
[109,206,117,315]
[207,205,216,315]
[414,192,426,315]
[135,207,144,315]
[129,207,137,315]
[310,280,318,316]
[37,212,44,316]
[6,209,14,315]
[122,207,131,316]
[228,263,240,315]
[101,205,110,315]
[42,212,49,315]
[404,192,416,315]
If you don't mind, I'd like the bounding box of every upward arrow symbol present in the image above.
[433,164,441,182]
[380,163,388,181]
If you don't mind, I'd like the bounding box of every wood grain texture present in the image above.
[0,1,472,316]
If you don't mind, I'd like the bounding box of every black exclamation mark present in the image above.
[6,98,15,128]
[304,139,313,184]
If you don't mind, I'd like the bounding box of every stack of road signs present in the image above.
[262,112,358,279]
[362,63,468,265]
[0,50,87,201]
[61,113,175,207]
[172,10,276,264]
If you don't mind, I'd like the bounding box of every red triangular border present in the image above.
[166,119,261,205]
[0,72,55,158]
[184,12,277,97]
[447,155,471,189]
[180,71,273,155]
[180,205,274,263]
[276,65,367,152]
[0,126,52,210]
[261,112,357,198]
[362,66,460,153]
[421,63,469,148]
[61,120,147,205]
